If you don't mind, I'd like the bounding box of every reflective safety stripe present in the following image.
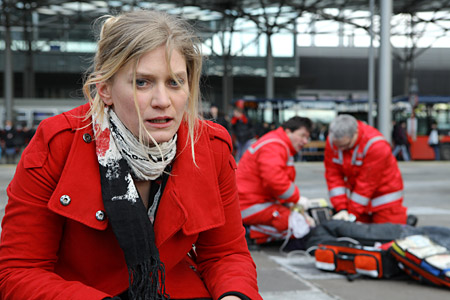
[351,136,385,166]
[350,190,403,208]
[350,192,370,206]
[329,135,344,165]
[332,158,342,164]
[265,237,278,243]
[241,202,275,219]
[247,138,294,167]
[279,182,296,200]
[248,138,290,155]
[331,135,385,166]
[372,190,403,207]
[329,186,347,198]
[363,136,385,157]
[351,145,360,165]
[332,150,343,165]
[287,156,295,166]
[249,224,288,239]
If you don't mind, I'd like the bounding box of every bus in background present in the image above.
[0,98,82,130]
[393,95,450,160]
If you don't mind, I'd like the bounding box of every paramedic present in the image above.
[236,116,313,245]
[324,114,407,224]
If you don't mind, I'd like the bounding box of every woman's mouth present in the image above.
[149,119,170,123]
[146,117,173,128]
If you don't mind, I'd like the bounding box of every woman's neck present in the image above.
[134,180,151,209]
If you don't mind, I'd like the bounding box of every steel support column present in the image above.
[266,33,274,99]
[378,0,392,143]
[266,33,278,122]
[4,4,14,124]
[368,0,375,127]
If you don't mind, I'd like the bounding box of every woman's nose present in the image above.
[151,85,171,108]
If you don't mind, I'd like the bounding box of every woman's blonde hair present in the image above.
[83,10,203,159]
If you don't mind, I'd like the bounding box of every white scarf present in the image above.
[94,107,177,181]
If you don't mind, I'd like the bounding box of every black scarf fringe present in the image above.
[97,151,170,300]
[128,258,169,300]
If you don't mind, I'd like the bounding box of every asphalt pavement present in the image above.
[1,161,449,299]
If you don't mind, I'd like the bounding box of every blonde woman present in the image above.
[0,10,261,300]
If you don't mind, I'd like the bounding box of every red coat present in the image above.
[0,104,262,300]
[237,127,300,217]
[324,121,404,218]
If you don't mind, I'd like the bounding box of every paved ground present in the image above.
[1,161,449,299]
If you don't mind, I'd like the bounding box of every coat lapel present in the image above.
[154,122,226,247]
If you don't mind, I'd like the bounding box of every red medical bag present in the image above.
[390,235,450,288]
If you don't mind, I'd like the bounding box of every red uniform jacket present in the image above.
[237,127,300,220]
[324,121,404,218]
[0,104,262,300]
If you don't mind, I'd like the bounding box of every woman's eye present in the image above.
[169,78,184,88]
[135,79,147,87]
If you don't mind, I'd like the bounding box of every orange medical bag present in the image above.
[315,240,401,279]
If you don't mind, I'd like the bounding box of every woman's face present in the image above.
[100,45,189,145]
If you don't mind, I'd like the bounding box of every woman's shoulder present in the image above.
[32,104,88,141]
[198,120,237,173]
[22,104,90,168]
[202,120,233,151]
[39,103,90,131]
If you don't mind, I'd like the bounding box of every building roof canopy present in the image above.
[3,0,450,43]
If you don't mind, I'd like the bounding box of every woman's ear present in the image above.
[96,82,113,106]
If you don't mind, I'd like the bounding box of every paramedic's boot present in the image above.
[244,225,260,251]
[407,214,418,227]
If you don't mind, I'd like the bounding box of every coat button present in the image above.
[60,195,71,206]
[95,210,106,221]
[83,133,92,143]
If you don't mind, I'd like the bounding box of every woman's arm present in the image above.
[194,129,262,300]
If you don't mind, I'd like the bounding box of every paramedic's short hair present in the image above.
[281,116,312,133]
[329,114,358,140]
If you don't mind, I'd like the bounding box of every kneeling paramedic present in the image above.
[324,114,407,224]
[236,116,315,247]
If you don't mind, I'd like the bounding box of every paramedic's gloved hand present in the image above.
[332,209,356,222]
[332,209,349,220]
[305,214,316,228]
